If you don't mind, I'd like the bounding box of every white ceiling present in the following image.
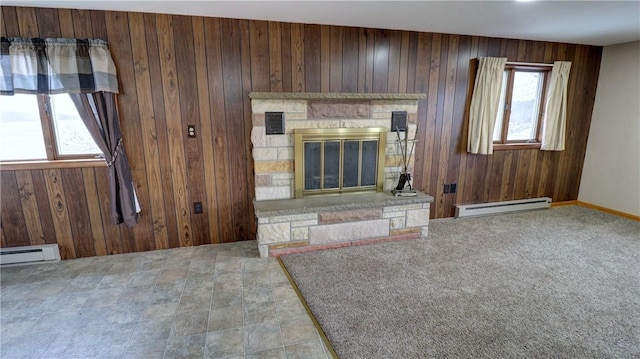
[4,1,640,46]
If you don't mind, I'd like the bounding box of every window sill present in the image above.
[0,159,106,171]
[493,143,541,151]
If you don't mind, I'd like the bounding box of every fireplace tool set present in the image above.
[392,126,418,197]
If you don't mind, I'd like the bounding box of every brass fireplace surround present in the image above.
[294,127,387,198]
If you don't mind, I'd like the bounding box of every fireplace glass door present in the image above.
[294,128,386,197]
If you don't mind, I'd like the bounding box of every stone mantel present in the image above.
[249,92,426,101]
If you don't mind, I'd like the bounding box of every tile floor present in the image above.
[0,240,332,359]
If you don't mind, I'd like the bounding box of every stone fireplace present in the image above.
[249,92,433,257]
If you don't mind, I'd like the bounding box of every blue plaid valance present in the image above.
[0,37,119,95]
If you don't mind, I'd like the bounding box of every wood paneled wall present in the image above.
[0,6,602,259]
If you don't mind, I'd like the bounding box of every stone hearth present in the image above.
[254,191,433,257]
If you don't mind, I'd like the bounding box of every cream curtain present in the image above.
[467,57,507,155]
[541,61,571,151]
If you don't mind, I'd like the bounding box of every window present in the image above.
[0,94,102,162]
[493,64,551,149]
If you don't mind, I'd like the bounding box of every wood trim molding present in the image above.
[0,159,106,171]
[277,258,339,359]
[575,201,640,222]
[550,200,578,207]
[552,200,639,221]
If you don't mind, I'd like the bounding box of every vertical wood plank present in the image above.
[356,28,368,92]
[34,7,60,37]
[89,10,108,44]
[1,172,30,247]
[61,168,95,258]
[1,7,19,37]
[173,15,209,246]
[429,33,450,217]
[280,22,292,92]
[156,13,193,247]
[30,170,57,245]
[57,8,74,37]
[43,169,76,259]
[240,19,257,240]
[412,32,434,193]
[434,35,459,218]
[70,9,93,38]
[552,43,574,201]
[193,16,222,244]
[342,27,359,93]
[93,167,124,255]
[406,32,418,93]
[329,26,343,92]
[15,171,45,246]
[387,30,402,93]
[458,37,480,205]
[373,29,390,93]
[445,35,471,216]
[0,8,5,36]
[290,23,305,92]
[320,25,331,92]
[268,21,283,92]
[16,7,39,37]
[81,168,107,256]
[398,32,410,93]
[304,24,321,92]
[144,13,179,248]
[236,20,256,240]
[250,21,270,92]
[220,18,250,241]
[129,12,170,250]
[423,33,443,214]
[204,17,234,242]
[499,150,514,201]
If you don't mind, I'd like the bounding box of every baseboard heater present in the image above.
[455,197,552,218]
[0,244,61,267]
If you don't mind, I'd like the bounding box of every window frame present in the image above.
[493,63,552,151]
[1,94,105,170]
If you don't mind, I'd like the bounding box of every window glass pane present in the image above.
[507,71,544,141]
[342,141,360,188]
[361,140,378,186]
[49,94,102,156]
[493,71,509,142]
[323,141,340,189]
[304,142,321,190]
[0,94,47,161]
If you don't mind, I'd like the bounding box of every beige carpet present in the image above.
[280,206,640,359]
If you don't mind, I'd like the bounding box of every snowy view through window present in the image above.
[494,71,544,142]
[0,95,47,161]
[49,94,102,156]
[0,94,101,161]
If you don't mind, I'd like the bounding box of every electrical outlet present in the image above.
[187,125,196,138]
[450,183,457,194]
[193,202,203,214]
[444,184,450,194]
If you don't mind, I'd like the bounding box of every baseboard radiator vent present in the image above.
[0,244,61,267]
[455,197,552,218]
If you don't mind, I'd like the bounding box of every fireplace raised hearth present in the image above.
[249,92,433,257]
